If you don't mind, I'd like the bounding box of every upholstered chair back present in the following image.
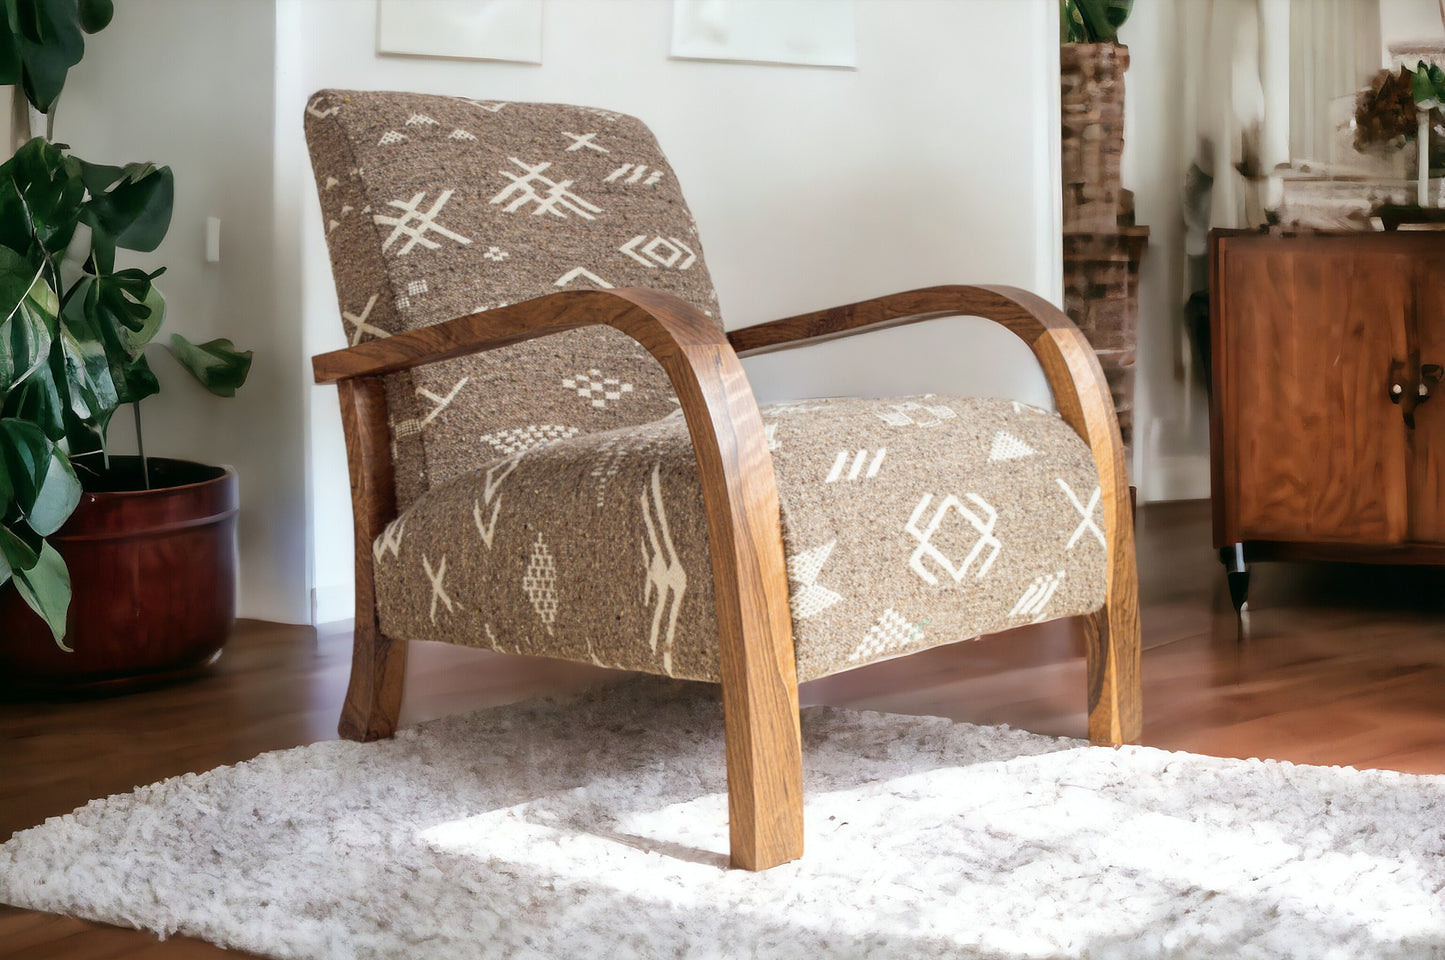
[305,89,722,509]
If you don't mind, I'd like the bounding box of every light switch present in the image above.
[205,217,221,263]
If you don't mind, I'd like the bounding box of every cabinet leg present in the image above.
[1220,542,1250,613]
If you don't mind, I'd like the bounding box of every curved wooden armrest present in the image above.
[730,283,1138,743]
[314,287,803,869]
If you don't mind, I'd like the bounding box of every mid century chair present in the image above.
[305,89,1139,871]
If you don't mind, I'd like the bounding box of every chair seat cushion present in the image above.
[372,395,1107,683]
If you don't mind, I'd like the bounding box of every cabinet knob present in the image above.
[1391,382,1404,402]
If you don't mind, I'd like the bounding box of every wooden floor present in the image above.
[3,499,1444,957]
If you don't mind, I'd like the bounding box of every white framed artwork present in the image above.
[377,0,543,64]
[671,0,857,69]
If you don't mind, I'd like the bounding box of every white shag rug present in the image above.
[3,680,1445,960]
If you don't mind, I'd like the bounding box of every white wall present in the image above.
[280,0,1066,623]
[1380,0,1445,56]
[58,0,310,623]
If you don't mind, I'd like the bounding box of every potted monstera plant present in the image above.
[0,0,251,690]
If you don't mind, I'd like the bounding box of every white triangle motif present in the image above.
[989,431,1037,462]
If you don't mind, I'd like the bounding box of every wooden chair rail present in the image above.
[314,286,804,869]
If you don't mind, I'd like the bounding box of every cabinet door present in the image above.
[1219,240,1410,544]
[1410,253,1445,543]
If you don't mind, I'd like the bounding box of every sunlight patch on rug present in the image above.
[2,679,1443,959]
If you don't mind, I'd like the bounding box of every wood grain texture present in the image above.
[1215,235,1410,546]
[316,288,803,870]
[729,284,1141,744]
[1410,254,1445,542]
[336,377,406,743]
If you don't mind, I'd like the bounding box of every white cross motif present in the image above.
[618,235,697,270]
[848,608,927,663]
[416,377,469,427]
[562,131,608,153]
[373,190,473,255]
[483,246,509,261]
[448,128,478,142]
[423,554,452,623]
[905,492,1002,586]
[378,130,408,146]
[1010,571,1065,622]
[472,456,521,550]
[406,113,439,126]
[1058,479,1106,549]
[787,540,843,620]
[371,517,406,563]
[825,449,886,483]
[523,534,560,635]
[324,176,339,191]
[875,401,957,428]
[490,158,602,220]
[641,464,687,674]
[343,294,388,345]
[562,369,633,409]
[604,164,664,186]
[764,423,780,451]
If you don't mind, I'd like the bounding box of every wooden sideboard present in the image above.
[1209,229,1445,609]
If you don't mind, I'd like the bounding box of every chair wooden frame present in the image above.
[312,283,1141,872]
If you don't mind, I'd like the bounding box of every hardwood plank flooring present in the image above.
[3,499,1444,956]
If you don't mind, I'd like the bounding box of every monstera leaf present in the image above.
[0,0,114,114]
[165,335,252,398]
[1061,0,1132,43]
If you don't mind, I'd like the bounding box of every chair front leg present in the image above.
[336,376,407,742]
[1085,489,1141,746]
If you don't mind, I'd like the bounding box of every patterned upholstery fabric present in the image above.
[305,89,1108,684]
[371,395,1106,683]
[305,90,720,509]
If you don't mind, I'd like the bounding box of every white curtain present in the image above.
[1290,0,1381,163]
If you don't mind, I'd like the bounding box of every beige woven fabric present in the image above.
[305,90,720,509]
[372,395,1106,683]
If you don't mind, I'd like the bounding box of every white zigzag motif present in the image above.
[306,96,339,120]
[787,540,843,619]
[826,449,886,483]
[406,113,439,126]
[875,401,957,428]
[989,431,1037,462]
[554,267,614,289]
[480,424,579,456]
[618,235,696,270]
[522,534,559,635]
[1058,479,1105,549]
[343,294,388,346]
[378,130,408,146]
[472,456,521,550]
[490,158,601,220]
[604,163,664,186]
[848,608,926,663]
[372,517,406,563]
[448,128,477,142]
[905,492,1001,586]
[562,131,608,153]
[764,423,780,451]
[374,190,472,255]
[1010,571,1065,622]
[423,554,452,623]
[464,99,509,113]
[641,463,686,674]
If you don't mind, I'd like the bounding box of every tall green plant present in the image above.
[1061,0,1133,43]
[0,0,251,646]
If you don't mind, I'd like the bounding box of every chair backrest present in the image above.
[304,89,722,508]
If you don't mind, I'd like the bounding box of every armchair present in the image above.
[306,90,1139,872]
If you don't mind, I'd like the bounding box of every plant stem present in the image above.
[132,402,150,490]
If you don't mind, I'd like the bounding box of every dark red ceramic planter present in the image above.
[0,457,239,694]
